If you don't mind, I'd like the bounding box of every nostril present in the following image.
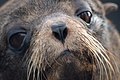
[63,27,68,40]
[53,31,61,42]
[51,22,68,43]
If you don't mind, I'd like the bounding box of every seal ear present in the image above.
[104,3,118,14]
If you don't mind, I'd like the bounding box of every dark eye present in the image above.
[7,27,31,54]
[76,11,92,23]
[9,32,26,49]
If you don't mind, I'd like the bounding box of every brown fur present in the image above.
[0,0,120,80]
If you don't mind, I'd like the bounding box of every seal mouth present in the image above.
[28,49,93,80]
[42,49,94,80]
[56,49,93,63]
[56,50,74,63]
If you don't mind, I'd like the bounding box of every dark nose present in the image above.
[51,22,68,43]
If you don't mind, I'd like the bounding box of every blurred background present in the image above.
[0,0,7,6]
[0,0,120,32]
[102,0,120,32]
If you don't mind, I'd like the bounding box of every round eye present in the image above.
[7,27,31,54]
[77,11,92,23]
[9,32,26,49]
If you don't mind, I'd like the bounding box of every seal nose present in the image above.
[51,22,68,43]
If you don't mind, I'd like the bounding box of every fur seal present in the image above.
[0,0,120,80]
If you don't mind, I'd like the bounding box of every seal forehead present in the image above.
[8,0,91,20]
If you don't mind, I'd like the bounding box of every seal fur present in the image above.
[0,0,120,80]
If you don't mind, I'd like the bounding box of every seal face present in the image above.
[0,0,120,80]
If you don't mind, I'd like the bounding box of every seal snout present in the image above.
[51,22,68,43]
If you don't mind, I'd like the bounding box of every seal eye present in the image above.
[77,11,92,23]
[7,27,31,54]
[9,32,26,49]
